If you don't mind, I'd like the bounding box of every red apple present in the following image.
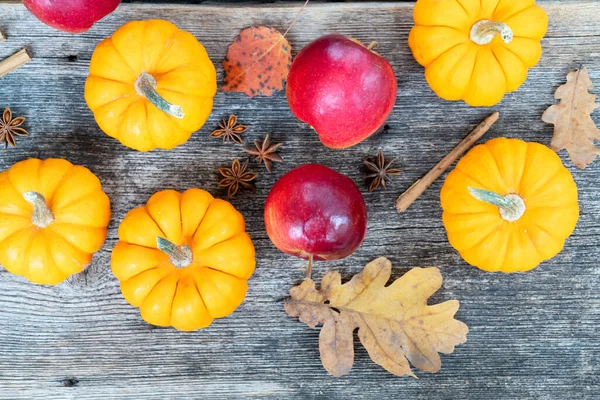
[286,34,397,149]
[23,0,121,33]
[264,164,368,276]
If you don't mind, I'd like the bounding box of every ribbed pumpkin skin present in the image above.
[111,189,256,331]
[0,159,111,285]
[85,19,217,152]
[409,0,548,106]
[441,138,579,273]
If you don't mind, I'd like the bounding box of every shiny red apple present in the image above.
[23,0,121,33]
[286,34,397,149]
[264,164,368,275]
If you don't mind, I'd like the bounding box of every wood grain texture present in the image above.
[0,1,599,399]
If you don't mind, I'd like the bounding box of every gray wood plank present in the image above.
[0,1,598,399]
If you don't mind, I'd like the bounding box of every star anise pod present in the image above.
[0,108,28,148]
[210,114,247,144]
[244,133,283,172]
[218,158,258,198]
[364,151,402,192]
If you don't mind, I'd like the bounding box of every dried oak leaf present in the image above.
[222,26,292,98]
[542,67,600,168]
[284,257,468,377]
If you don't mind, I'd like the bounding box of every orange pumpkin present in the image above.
[441,138,579,273]
[85,19,217,152]
[111,189,256,331]
[409,0,548,106]
[0,159,111,284]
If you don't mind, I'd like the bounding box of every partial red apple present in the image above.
[23,0,121,33]
[264,164,368,275]
[286,34,397,149]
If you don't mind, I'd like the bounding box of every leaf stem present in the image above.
[237,0,310,75]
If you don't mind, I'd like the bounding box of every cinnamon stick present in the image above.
[395,112,499,213]
[0,49,31,79]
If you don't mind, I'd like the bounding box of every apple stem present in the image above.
[367,41,378,51]
[134,72,184,119]
[304,254,314,280]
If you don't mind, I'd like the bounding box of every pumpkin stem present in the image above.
[304,254,314,280]
[157,237,193,268]
[468,187,526,222]
[470,20,513,45]
[135,72,184,119]
[23,192,54,228]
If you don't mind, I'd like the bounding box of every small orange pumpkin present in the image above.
[441,138,579,273]
[0,159,111,284]
[85,19,217,152]
[111,189,255,331]
[409,0,548,106]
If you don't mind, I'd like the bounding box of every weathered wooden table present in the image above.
[0,1,598,398]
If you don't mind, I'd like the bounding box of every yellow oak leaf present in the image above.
[284,257,468,377]
[542,67,600,168]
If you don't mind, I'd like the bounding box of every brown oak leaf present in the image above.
[542,67,600,168]
[221,26,292,98]
[284,257,468,377]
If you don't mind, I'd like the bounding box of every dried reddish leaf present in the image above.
[222,26,292,98]
[542,67,600,168]
[284,257,468,377]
